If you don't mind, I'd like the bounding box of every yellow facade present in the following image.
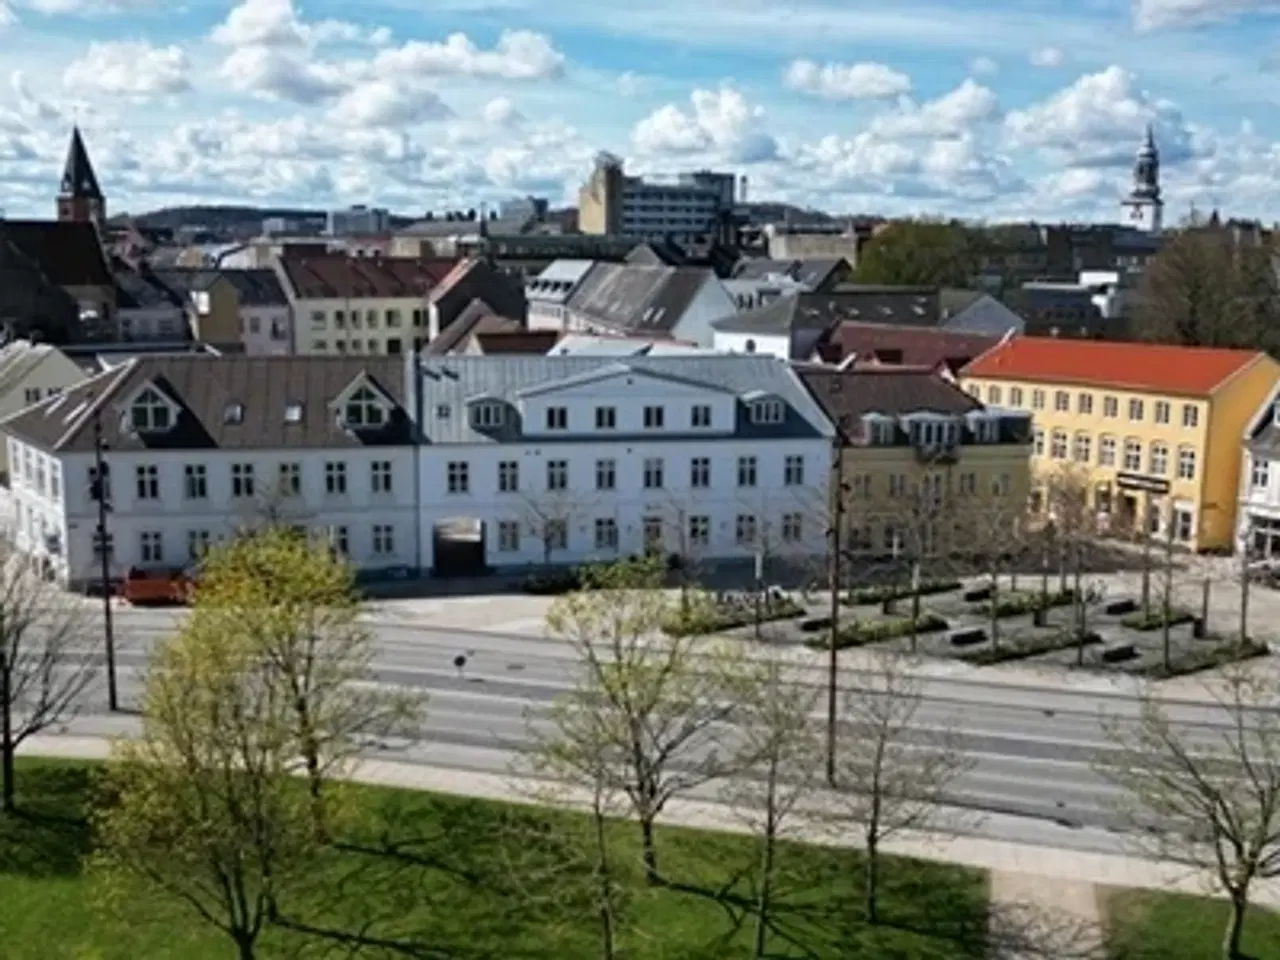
[835,439,1033,559]
[961,356,1280,551]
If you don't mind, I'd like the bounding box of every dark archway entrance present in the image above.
[432,518,487,577]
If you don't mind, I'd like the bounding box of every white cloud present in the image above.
[632,86,778,163]
[1029,46,1065,68]
[0,3,15,26]
[211,0,386,49]
[1133,0,1280,32]
[63,41,190,99]
[330,81,451,128]
[482,96,523,127]
[218,45,351,103]
[14,0,156,12]
[1003,66,1194,167]
[783,59,911,100]
[969,56,998,76]
[615,71,642,97]
[870,79,1000,139]
[371,30,564,81]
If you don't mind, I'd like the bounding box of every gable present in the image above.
[516,363,734,402]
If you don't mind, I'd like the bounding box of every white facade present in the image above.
[294,296,426,356]
[118,304,186,341]
[712,330,792,361]
[0,344,90,480]
[1238,387,1280,558]
[240,304,293,356]
[7,437,419,589]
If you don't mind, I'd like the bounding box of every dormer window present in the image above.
[865,417,895,445]
[472,402,504,428]
[343,386,386,428]
[749,399,785,425]
[130,387,173,432]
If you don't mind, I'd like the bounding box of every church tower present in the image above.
[1120,124,1162,234]
[56,126,105,227]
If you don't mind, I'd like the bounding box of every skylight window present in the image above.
[223,402,245,425]
[284,402,303,423]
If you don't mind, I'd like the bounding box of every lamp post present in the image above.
[92,410,118,713]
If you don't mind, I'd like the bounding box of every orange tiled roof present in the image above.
[962,336,1264,397]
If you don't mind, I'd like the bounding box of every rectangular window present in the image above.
[50,464,60,501]
[1031,389,1045,410]
[231,463,255,498]
[691,404,712,427]
[737,456,757,488]
[1050,430,1067,459]
[593,518,618,549]
[1032,428,1045,456]
[735,514,758,545]
[472,402,504,428]
[690,457,710,488]
[781,513,803,543]
[370,460,393,493]
[851,473,873,499]
[1154,400,1170,424]
[1073,433,1091,463]
[447,461,469,494]
[1123,438,1142,472]
[544,519,568,551]
[546,459,568,491]
[1099,435,1117,467]
[688,515,710,547]
[1252,459,1270,490]
[372,524,395,556]
[498,460,519,493]
[642,458,664,489]
[183,463,207,499]
[1182,403,1200,428]
[328,526,348,556]
[325,461,347,495]
[278,462,301,496]
[135,465,159,500]
[1103,396,1119,418]
[1054,390,1070,412]
[1174,508,1194,543]
[1078,393,1094,415]
[1009,387,1023,407]
[139,531,163,565]
[187,529,210,560]
[595,459,616,491]
[783,455,804,486]
[545,406,567,430]
[1178,446,1197,480]
[750,400,785,424]
[1149,442,1169,476]
[959,472,977,496]
[643,405,665,428]
[595,406,616,429]
[497,520,521,552]
[889,474,906,498]
[987,385,1002,405]
[1128,398,1145,421]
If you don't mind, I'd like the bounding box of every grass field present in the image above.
[1105,888,1280,960]
[0,760,990,959]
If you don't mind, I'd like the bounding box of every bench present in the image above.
[949,627,987,647]
[1100,642,1137,663]
[1103,598,1138,616]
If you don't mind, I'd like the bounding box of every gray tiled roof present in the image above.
[715,288,939,334]
[733,257,847,288]
[2,355,412,453]
[221,269,288,306]
[565,264,711,332]
[413,354,834,445]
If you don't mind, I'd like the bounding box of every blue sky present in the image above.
[0,0,1277,221]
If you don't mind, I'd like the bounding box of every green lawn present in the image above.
[1105,888,1280,960]
[0,760,989,959]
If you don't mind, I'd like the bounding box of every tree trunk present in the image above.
[640,816,659,886]
[1223,891,1248,959]
[988,558,1000,652]
[592,805,618,960]
[753,818,777,959]
[234,931,256,960]
[1,658,12,814]
[864,833,880,925]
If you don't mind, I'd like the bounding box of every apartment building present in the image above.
[800,365,1033,559]
[2,356,419,589]
[961,338,1279,551]
[577,153,737,243]
[1238,383,1280,557]
[277,253,455,355]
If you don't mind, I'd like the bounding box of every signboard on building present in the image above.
[1115,472,1170,495]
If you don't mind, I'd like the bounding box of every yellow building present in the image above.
[961,337,1279,551]
[800,366,1033,560]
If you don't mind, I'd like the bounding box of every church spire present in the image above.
[1121,124,1163,234]
[56,126,105,225]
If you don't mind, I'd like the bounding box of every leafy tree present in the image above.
[1132,227,1280,352]
[0,537,96,812]
[92,612,323,960]
[853,220,982,288]
[530,556,740,884]
[193,528,425,835]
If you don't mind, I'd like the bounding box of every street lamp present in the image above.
[91,409,119,712]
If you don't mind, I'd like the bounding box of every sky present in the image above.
[0,0,1278,222]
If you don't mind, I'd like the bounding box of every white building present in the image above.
[409,354,836,574]
[2,356,420,589]
[222,269,292,356]
[1238,383,1280,558]
[0,341,91,481]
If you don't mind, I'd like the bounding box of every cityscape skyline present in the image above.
[0,0,1276,222]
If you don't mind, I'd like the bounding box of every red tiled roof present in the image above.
[427,257,480,306]
[962,336,1264,397]
[279,253,455,300]
[822,321,999,371]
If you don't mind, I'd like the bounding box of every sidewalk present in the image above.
[22,733,1276,911]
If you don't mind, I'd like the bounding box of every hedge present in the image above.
[958,630,1102,666]
[809,613,949,651]
[976,590,1074,618]
[843,580,961,606]
[1137,639,1269,679]
[521,572,582,595]
[662,599,805,637]
[1120,607,1195,632]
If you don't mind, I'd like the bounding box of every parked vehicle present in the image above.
[121,567,197,605]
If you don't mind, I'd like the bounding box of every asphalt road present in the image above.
[49,605,1251,860]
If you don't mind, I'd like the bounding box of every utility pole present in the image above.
[92,411,118,713]
[826,437,846,786]
[1160,504,1175,675]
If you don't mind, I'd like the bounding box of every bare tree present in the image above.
[721,653,825,958]
[0,537,96,812]
[520,488,582,568]
[1097,665,1280,960]
[531,555,740,884]
[827,650,973,924]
